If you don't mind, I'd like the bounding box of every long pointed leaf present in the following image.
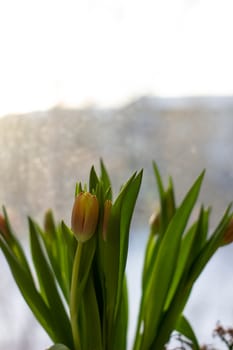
[176,315,200,350]
[0,236,58,342]
[46,345,71,350]
[100,159,112,200]
[80,273,102,350]
[151,205,232,350]
[89,165,99,193]
[188,204,232,284]
[29,219,73,348]
[116,170,143,318]
[41,211,69,301]
[112,276,128,350]
[141,171,204,349]
[2,207,33,279]
[60,221,77,301]
[164,207,209,311]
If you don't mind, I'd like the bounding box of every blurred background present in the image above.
[0,0,233,349]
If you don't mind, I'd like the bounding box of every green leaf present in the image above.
[112,276,128,350]
[101,171,138,305]
[59,221,77,301]
[152,162,167,234]
[70,236,97,350]
[97,171,141,348]
[79,273,102,350]
[0,236,59,343]
[46,345,71,350]
[150,205,232,350]
[140,171,204,350]
[1,207,33,279]
[152,164,177,235]
[164,207,210,311]
[142,232,157,289]
[142,173,176,295]
[152,162,165,200]
[29,219,73,348]
[100,204,121,346]
[176,315,200,350]
[188,204,232,284]
[164,177,176,225]
[41,214,77,304]
[75,182,83,196]
[164,223,197,311]
[40,211,69,301]
[89,165,99,193]
[116,170,143,318]
[100,159,112,200]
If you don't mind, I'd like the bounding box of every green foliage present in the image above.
[47,345,71,350]
[0,161,232,350]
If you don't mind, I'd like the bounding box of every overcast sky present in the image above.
[1,0,233,116]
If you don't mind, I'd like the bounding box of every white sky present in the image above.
[0,0,233,116]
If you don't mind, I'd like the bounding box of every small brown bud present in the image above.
[149,211,160,235]
[222,218,233,245]
[0,214,9,239]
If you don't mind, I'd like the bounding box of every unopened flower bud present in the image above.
[222,218,233,245]
[0,214,9,239]
[149,211,160,235]
[71,192,99,242]
[44,210,56,238]
[102,199,112,241]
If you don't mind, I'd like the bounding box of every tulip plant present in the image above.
[0,161,233,350]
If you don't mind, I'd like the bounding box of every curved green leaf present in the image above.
[140,171,204,350]
[80,273,102,350]
[46,345,71,350]
[29,219,73,348]
[176,315,200,350]
[41,211,69,301]
[2,207,33,279]
[89,165,99,193]
[112,276,128,350]
[164,207,210,311]
[59,221,77,301]
[149,206,232,350]
[100,159,112,200]
[0,236,58,342]
[116,170,143,318]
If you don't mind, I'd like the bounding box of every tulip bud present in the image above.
[71,192,99,242]
[149,211,160,235]
[0,214,9,239]
[102,199,112,241]
[222,218,233,245]
[44,210,56,238]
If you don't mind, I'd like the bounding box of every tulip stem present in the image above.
[70,242,83,350]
